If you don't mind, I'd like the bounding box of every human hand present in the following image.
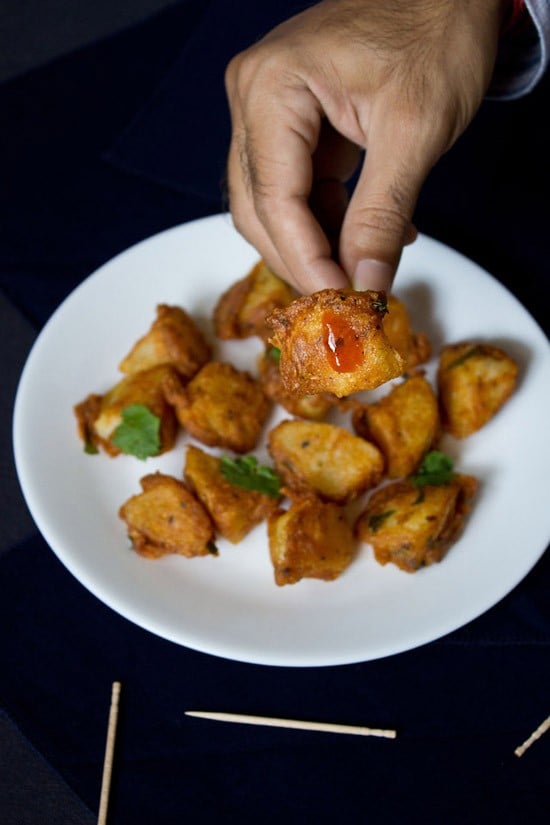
[225,0,507,294]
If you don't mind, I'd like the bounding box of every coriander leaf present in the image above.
[206,541,219,556]
[409,450,454,487]
[112,404,161,460]
[267,346,281,363]
[372,297,388,316]
[413,488,426,505]
[220,455,281,498]
[446,345,481,370]
[368,509,396,533]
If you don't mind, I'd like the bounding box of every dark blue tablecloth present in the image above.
[1,2,548,823]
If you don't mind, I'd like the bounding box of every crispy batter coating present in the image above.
[352,372,440,478]
[383,295,431,371]
[266,288,405,398]
[258,346,335,421]
[163,361,271,453]
[74,365,179,456]
[355,474,477,572]
[119,472,216,559]
[268,495,356,585]
[184,444,279,543]
[118,304,211,379]
[437,342,518,438]
[268,419,384,502]
[214,260,296,341]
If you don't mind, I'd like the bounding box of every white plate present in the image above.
[13,213,550,666]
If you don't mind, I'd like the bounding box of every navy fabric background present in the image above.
[1,2,548,822]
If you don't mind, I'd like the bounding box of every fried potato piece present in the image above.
[184,445,279,543]
[214,259,296,341]
[119,304,211,379]
[163,361,271,453]
[268,419,384,502]
[352,372,440,478]
[266,289,405,398]
[355,475,477,572]
[383,294,431,371]
[74,365,178,457]
[258,346,335,421]
[119,472,216,559]
[268,495,356,585]
[437,342,518,438]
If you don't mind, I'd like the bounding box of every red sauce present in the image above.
[322,311,363,372]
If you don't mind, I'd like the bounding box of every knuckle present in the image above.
[352,203,409,238]
[226,44,295,99]
[224,53,243,96]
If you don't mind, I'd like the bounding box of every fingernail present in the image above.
[353,259,394,292]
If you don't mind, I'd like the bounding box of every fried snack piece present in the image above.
[383,294,431,371]
[74,365,178,457]
[119,304,211,380]
[163,361,271,453]
[119,472,216,559]
[268,495,356,585]
[214,259,296,341]
[184,444,279,543]
[355,474,477,572]
[268,419,384,502]
[437,342,518,438]
[258,346,335,421]
[352,372,440,478]
[266,289,405,398]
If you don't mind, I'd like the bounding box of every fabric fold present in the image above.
[105,0,311,202]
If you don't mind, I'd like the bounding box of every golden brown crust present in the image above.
[213,260,296,342]
[266,288,405,398]
[119,472,216,559]
[163,361,271,453]
[74,365,179,457]
[352,372,440,478]
[383,295,431,371]
[119,304,211,380]
[355,474,477,572]
[184,444,279,543]
[268,495,356,585]
[74,393,104,452]
[437,342,519,438]
[268,419,384,502]
[257,347,335,420]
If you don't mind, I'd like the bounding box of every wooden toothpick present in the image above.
[97,681,122,825]
[514,714,550,758]
[185,710,396,739]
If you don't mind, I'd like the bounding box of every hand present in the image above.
[225,0,506,293]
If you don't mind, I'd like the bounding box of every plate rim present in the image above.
[13,213,550,666]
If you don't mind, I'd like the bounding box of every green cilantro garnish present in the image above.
[368,509,396,533]
[409,450,454,487]
[206,541,219,556]
[267,346,281,363]
[372,297,388,316]
[413,488,426,505]
[112,404,161,460]
[446,346,481,370]
[220,455,281,498]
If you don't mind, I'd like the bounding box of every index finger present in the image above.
[240,85,349,294]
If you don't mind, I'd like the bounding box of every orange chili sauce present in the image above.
[322,310,363,372]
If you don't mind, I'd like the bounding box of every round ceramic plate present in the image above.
[13,213,550,666]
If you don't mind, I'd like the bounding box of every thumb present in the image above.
[339,127,433,292]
